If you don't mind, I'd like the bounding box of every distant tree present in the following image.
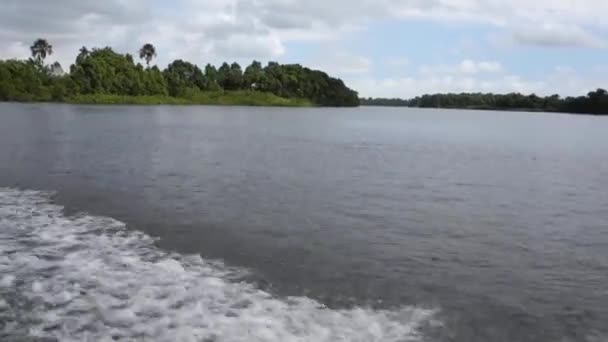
[76,46,90,64]
[217,62,231,90]
[226,62,243,90]
[70,47,149,96]
[0,59,49,101]
[204,64,217,82]
[163,59,206,96]
[139,43,157,67]
[30,39,53,64]
[204,64,220,90]
[244,60,264,89]
[260,62,283,93]
[362,90,608,115]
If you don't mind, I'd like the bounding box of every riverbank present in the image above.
[60,91,314,107]
[361,105,606,116]
[1,49,359,107]
[360,90,608,115]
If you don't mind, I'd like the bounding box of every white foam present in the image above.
[0,188,436,342]
[0,274,15,287]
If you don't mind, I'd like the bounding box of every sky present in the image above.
[1,0,607,98]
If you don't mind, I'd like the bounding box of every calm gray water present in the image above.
[0,103,607,342]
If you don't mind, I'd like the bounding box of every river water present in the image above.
[0,103,607,342]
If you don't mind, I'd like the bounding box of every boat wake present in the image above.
[0,188,436,341]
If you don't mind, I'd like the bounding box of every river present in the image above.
[0,103,607,341]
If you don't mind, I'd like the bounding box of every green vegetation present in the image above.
[0,40,359,107]
[67,92,312,106]
[361,91,608,115]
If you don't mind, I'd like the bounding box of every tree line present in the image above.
[0,39,359,107]
[361,90,608,115]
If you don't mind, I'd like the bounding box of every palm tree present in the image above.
[30,39,53,64]
[139,43,157,67]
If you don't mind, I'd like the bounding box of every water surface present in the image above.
[0,103,607,341]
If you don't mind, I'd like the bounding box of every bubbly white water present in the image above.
[0,188,435,342]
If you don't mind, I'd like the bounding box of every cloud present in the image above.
[348,58,607,98]
[0,0,150,67]
[420,60,503,75]
[385,57,410,68]
[0,41,29,60]
[1,0,607,98]
[349,68,606,99]
[312,52,372,76]
[2,0,607,66]
[592,65,608,73]
[0,1,148,43]
[213,34,285,60]
[350,59,535,98]
[349,75,543,98]
[460,60,503,73]
[511,23,607,48]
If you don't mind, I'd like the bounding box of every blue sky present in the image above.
[1,0,607,98]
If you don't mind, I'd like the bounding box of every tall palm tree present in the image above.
[30,39,53,64]
[139,43,157,67]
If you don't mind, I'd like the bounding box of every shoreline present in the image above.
[2,92,316,108]
[360,105,607,116]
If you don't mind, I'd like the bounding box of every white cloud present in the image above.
[213,34,285,60]
[420,60,503,75]
[592,65,608,73]
[349,69,606,99]
[1,0,607,68]
[385,57,410,68]
[350,60,607,98]
[0,41,29,60]
[312,52,372,76]
[350,75,538,98]
[554,66,576,74]
[1,0,607,98]
[461,60,503,73]
[511,23,607,48]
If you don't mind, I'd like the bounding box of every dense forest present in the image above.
[0,39,359,107]
[361,90,608,115]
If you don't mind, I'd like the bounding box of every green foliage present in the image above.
[69,47,151,96]
[66,92,312,107]
[225,63,244,90]
[217,63,231,90]
[50,76,75,101]
[204,64,221,90]
[67,94,191,105]
[254,62,359,106]
[163,60,207,96]
[361,91,608,115]
[0,40,358,107]
[244,61,263,89]
[142,66,168,96]
[179,90,312,107]
[0,59,50,101]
